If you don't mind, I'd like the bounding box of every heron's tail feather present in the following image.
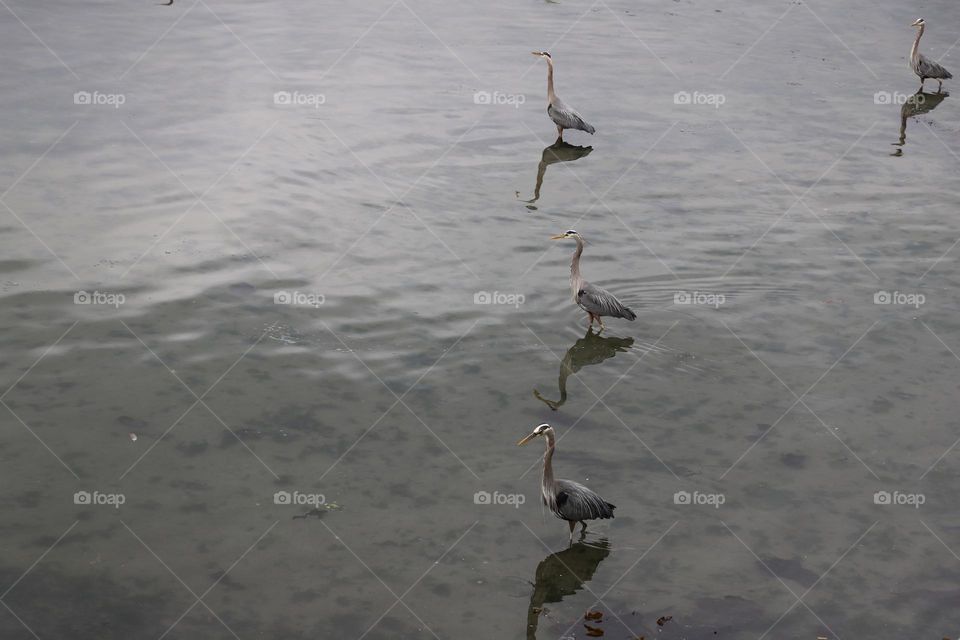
[583,123,596,135]
[622,307,637,321]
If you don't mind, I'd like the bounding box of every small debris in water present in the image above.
[584,610,603,621]
[583,624,603,636]
[656,615,673,626]
[129,433,138,441]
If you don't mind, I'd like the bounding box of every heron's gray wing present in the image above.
[554,479,615,521]
[548,99,596,134]
[577,282,636,320]
[917,53,953,79]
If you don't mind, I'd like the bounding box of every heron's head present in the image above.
[550,229,582,241]
[912,17,925,27]
[531,51,552,59]
[517,423,553,446]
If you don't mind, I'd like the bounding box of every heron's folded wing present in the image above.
[555,479,615,520]
[577,283,635,319]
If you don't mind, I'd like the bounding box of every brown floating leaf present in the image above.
[583,624,604,637]
[656,615,673,626]
[584,610,603,621]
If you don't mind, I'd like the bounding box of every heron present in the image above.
[551,230,636,330]
[531,51,596,142]
[518,423,616,543]
[910,18,952,92]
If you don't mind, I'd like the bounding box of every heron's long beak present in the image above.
[531,51,542,56]
[550,234,566,240]
[911,19,922,26]
[517,432,538,446]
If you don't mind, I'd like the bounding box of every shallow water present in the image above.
[3,0,960,638]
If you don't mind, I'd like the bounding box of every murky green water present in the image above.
[3,0,960,638]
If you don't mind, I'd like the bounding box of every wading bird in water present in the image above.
[531,51,596,142]
[518,423,615,543]
[910,18,952,92]
[551,230,636,330]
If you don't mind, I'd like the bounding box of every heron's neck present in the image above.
[546,58,556,102]
[570,238,584,295]
[541,432,556,490]
[912,25,924,61]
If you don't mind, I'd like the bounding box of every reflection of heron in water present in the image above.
[525,538,611,639]
[516,141,592,210]
[891,91,948,156]
[534,328,633,410]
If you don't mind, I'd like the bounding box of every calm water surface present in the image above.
[3,0,960,638]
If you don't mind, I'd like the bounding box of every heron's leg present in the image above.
[586,313,595,328]
[556,124,563,141]
[938,79,943,92]
[579,521,587,532]
[597,316,605,331]
[920,78,926,91]
[567,520,576,543]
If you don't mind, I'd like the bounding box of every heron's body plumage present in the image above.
[576,282,637,321]
[912,52,952,81]
[548,479,616,522]
[548,99,596,135]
